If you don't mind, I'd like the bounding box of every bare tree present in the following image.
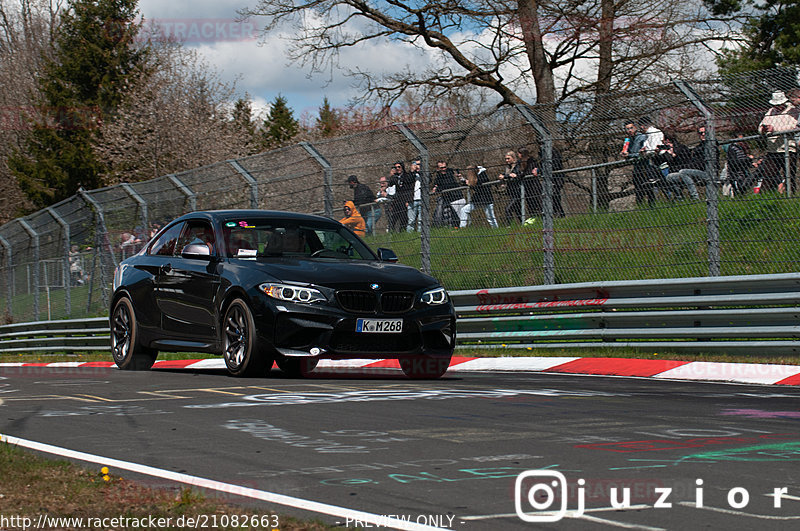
[0,0,64,223]
[95,45,254,185]
[240,0,742,110]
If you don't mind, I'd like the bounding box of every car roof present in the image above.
[176,210,337,225]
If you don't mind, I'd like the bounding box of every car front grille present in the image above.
[336,290,415,314]
[381,292,414,313]
[336,290,377,313]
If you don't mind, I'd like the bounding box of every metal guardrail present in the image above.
[451,272,800,354]
[1,273,799,355]
[0,317,109,353]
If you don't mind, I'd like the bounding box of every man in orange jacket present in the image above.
[339,200,366,237]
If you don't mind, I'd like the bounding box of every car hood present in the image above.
[236,258,440,291]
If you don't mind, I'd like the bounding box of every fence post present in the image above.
[0,235,12,319]
[167,174,197,213]
[120,183,149,234]
[46,207,71,317]
[228,160,259,209]
[395,123,432,275]
[515,104,555,285]
[299,142,334,219]
[675,81,720,277]
[79,188,113,309]
[18,219,39,320]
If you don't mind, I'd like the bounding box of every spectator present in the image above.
[726,132,754,195]
[621,120,656,207]
[459,165,498,228]
[387,162,409,232]
[339,201,366,237]
[759,90,799,192]
[69,245,84,286]
[682,125,720,195]
[517,147,541,218]
[346,175,376,235]
[498,150,522,224]
[148,222,162,240]
[656,135,700,200]
[406,159,423,232]
[432,160,464,227]
[374,175,391,231]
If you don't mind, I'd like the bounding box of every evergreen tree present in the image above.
[316,96,340,137]
[232,96,257,153]
[710,0,800,73]
[259,94,298,149]
[8,0,147,208]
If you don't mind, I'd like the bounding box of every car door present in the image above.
[156,219,221,341]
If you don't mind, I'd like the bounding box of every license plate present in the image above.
[356,318,403,333]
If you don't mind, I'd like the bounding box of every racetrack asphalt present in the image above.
[2,358,800,529]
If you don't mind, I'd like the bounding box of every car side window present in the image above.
[149,222,184,256]
[176,220,215,256]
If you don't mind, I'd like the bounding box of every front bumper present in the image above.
[253,298,455,359]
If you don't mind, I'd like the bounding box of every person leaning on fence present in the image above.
[517,147,541,218]
[432,160,463,227]
[387,162,409,232]
[459,165,499,228]
[498,150,522,224]
[339,200,366,237]
[726,132,755,195]
[406,159,423,232]
[681,125,720,195]
[759,90,799,193]
[655,135,700,200]
[347,175,376,235]
[621,120,656,206]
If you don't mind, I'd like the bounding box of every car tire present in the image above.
[222,298,272,377]
[111,297,158,370]
[400,355,451,379]
[277,356,319,378]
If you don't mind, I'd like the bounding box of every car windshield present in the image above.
[221,218,376,260]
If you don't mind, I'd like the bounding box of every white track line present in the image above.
[0,433,445,531]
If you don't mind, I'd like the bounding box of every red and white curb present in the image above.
[2,357,800,386]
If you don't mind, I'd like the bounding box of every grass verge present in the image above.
[0,440,337,530]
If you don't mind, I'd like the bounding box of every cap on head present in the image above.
[346,175,359,184]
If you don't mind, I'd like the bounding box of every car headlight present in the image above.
[421,287,448,305]
[260,283,327,304]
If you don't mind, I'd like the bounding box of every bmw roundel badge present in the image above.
[370,283,380,290]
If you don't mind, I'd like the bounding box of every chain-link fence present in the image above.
[2,67,799,323]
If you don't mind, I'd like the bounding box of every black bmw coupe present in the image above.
[110,210,455,378]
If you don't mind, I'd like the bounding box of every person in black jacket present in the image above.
[346,175,377,234]
[387,162,411,232]
[432,160,464,227]
[517,147,541,218]
[726,133,754,195]
[655,135,699,200]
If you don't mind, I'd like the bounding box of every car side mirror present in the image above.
[377,247,399,262]
[181,243,213,260]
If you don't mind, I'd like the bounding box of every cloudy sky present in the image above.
[137,0,432,121]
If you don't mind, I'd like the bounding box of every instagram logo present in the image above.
[515,470,585,522]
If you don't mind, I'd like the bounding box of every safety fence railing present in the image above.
[451,272,800,354]
[2,273,799,356]
[0,317,109,353]
[2,67,800,323]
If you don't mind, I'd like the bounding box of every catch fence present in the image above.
[1,67,799,323]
